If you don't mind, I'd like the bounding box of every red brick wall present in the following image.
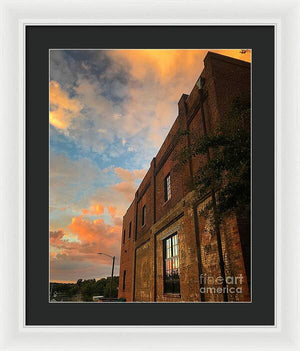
[197,198,250,302]
[155,112,183,166]
[136,185,153,240]
[155,143,190,222]
[188,109,207,180]
[220,214,250,301]
[118,201,135,301]
[207,53,251,130]
[134,239,154,301]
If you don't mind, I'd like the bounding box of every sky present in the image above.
[49,49,251,283]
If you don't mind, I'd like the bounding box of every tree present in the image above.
[103,276,119,298]
[51,277,120,302]
[80,279,96,301]
[68,285,79,298]
[175,95,250,220]
[95,278,107,295]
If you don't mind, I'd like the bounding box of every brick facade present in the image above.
[118,52,251,302]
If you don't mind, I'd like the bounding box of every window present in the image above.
[129,221,132,239]
[123,229,125,244]
[163,233,180,294]
[142,205,146,226]
[122,270,126,290]
[164,173,171,202]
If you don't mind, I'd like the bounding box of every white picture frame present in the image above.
[0,0,299,349]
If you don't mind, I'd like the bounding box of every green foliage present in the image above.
[50,276,119,302]
[80,279,96,301]
[103,276,119,298]
[174,96,251,219]
[68,285,79,298]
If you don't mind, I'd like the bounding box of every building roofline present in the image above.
[205,51,251,68]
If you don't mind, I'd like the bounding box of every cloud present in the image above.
[108,206,116,218]
[81,203,105,215]
[114,167,146,182]
[74,79,115,120]
[111,181,136,202]
[50,212,122,281]
[108,49,250,83]
[50,152,113,211]
[112,167,147,202]
[107,206,123,226]
[133,169,147,179]
[108,49,201,83]
[50,49,251,152]
[68,215,120,245]
[50,230,65,246]
[114,167,135,182]
[87,187,129,218]
[50,258,119,282]
[50,81,83,130]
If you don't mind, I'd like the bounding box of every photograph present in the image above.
[49,49,251,303]
[2,0,294,344]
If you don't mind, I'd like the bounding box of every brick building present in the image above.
[118,52,251,302]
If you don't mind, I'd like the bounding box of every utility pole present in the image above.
[98,252,116,298]
[110,256,115,298]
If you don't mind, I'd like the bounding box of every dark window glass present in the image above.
[142,205,146,226]
[123,270,126,290]
[163,233,180,294]
[129,222,132,238]
[164,173,171,202]
[123,229,125,244]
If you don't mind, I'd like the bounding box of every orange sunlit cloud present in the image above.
[109,49,251,79]
[108,206,117,218]
[68,215,119,244]
[81,203,105,215]
[49,80,83,130]
[114,167,146,182]
[112,167,147,201]
[50,212,122,264]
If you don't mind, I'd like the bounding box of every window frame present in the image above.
[163,232,180,295]
[164,173,171,202]
[122,270,126,291]
[122,229,125,244]
[142,205,146,227]
[129,221,132,239]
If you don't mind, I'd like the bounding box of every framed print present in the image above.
[1,0,300,349]
[26,25,274,325]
